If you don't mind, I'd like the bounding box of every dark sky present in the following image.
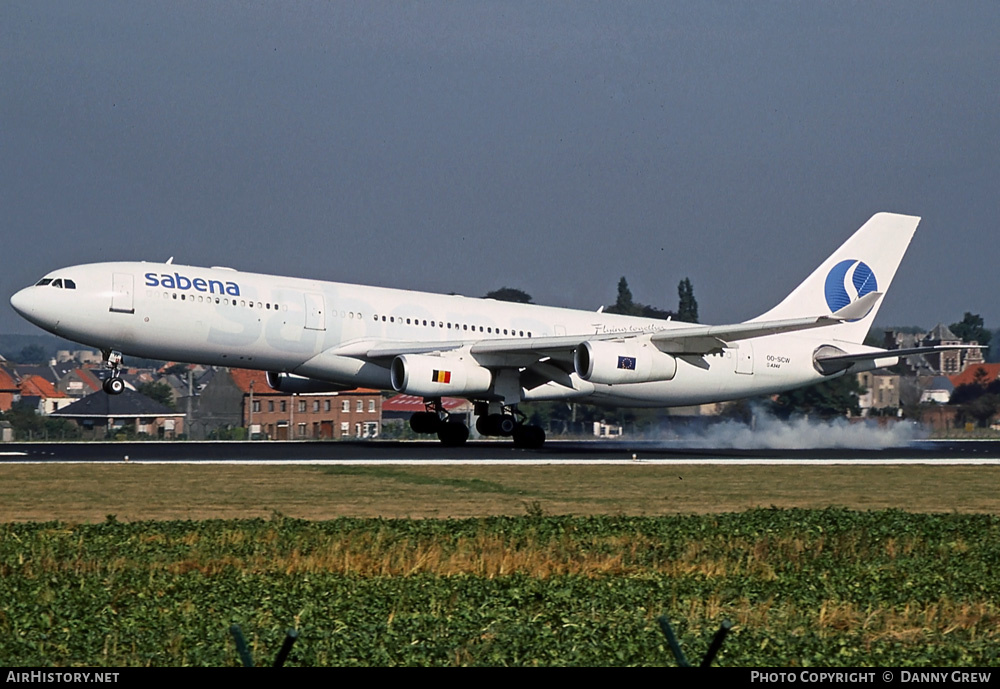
[3,2,998,335]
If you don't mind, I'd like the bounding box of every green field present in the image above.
[2,463,999,521]
[2,511,998,666]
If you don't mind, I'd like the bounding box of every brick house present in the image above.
[198,369,383,440]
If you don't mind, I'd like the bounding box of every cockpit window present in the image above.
[34,277,76,289]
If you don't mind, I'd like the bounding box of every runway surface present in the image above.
[2,439,999,464]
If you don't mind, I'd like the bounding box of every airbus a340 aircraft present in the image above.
[10,212,964,447]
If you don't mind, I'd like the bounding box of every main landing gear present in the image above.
[409,399,469,447]
[101,349,125,395]
[476,403,546,449]
[408,399,546,448]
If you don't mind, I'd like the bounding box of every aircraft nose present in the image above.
[9,287,34,318]
[10,286,51,330]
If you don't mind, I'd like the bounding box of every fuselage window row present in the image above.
[371,314,531,338]
[156,291,289,312]
[145,289,537,338]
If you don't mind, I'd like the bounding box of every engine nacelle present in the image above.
[574,340,677,385]
[266,371,355,394]
[391,354,493,397]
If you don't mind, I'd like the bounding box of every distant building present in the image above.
[382,394,471,422]
[55,367,102,398]
[666,403,727,417]
[948,363,1000,390]
[886,324,983,375]
[919,376,954,404]
[918,405,962,433]
[18,375,73,415]
[48,389,185,439]
[857,369,901,414]
[382,394,474,435]
[192,369,383,440]
[55,349,101,364]
[0,368,20,412]
[593,421,623,438]
[184,368,245,439]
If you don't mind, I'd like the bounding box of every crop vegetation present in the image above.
[2,509,999,666]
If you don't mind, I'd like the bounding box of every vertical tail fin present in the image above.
[752,212,920,344]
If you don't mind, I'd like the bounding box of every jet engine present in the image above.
[266,371,355,394]
[390,354,493,397]
[574,339,677,385]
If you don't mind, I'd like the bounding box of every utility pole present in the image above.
[248,379,254,439]
[187,368,193,437]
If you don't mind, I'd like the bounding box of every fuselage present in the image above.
[10,261,845,407]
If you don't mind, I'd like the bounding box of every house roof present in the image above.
[19,375,67,399]
[925,323,959,342]
[66,368,102,392]
[949,363,1000,389]
[925,376,955,392]
[48,389,184,418]
[383,395,467,412]
[11,364,59,385]
[227,368,377,396]
[229,369,276,394]
[0,367,19,392]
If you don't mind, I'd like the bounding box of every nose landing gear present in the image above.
[101,349,126,395]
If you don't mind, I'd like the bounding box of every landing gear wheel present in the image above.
[496,415,516,437]
[409,411,442,434]
[103,377,125,395]
[437,421,469,447]
[475,415,491,436]
[512,424,545,449]
[479,413,516,437]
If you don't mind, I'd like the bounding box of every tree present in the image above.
[16,344,48,364]
[612,277,635,315]
[677,277,699,323]
[771,375,864,419]
[484,287,533,304]
[950,312,992,351]
[604,277,677,319]
[0,401,80,441]
[638,304,675,320]
[950,367,1000,428]
[138,381,176,409]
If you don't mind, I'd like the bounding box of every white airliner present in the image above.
[9,212,964,447]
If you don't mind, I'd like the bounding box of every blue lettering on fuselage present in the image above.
[145,272,240,296]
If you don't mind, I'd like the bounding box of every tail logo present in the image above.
[824,259,877,313]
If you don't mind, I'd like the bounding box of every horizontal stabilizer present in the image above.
[813,344,981,375]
